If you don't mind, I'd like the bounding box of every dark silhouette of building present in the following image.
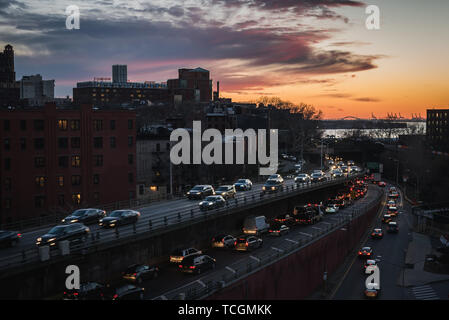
[0,103,136,224]
[167,68,212,104]
[0,44,20,107]
[427,108,449,152]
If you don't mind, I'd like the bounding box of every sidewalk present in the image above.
[399,232,449,287]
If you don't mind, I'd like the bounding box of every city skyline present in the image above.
[1,0,448,118]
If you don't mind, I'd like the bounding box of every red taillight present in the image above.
[190,266,196,269]
[63,291,67,295]
[245,242,248,247]
[17,233,22,238]
[113,294,118,299]
[74,292,78,296]
[234,241,237,246]
[358,251,362,255]
[179,265,183,268]
[133,273,137,276]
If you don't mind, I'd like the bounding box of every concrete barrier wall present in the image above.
[208,201,381,300]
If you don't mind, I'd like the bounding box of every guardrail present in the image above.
[153,187,383,300]
[0,174,363,272]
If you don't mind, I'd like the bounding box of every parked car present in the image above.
[0,230,21,248]
[36,223,89,247]
[178,255,216,274]
[104,284,145,300]
[214,185,236,199]
[122,264,159,284]
[186,185,215,199]
[358,246,373,258]
[99,210,140,228]
[211,234,236,248]
[262,179,283,194]
[371,228,384,239]
[169,248,202,264]
[199,195,226,211]
[234,235,263,252]
[234,179,253,191]
[243,216,270,235]
[268,223,289,236]
[62,208,106,225]
[387,222,399,233]
[295,174,311,184]
[63,282,105,300]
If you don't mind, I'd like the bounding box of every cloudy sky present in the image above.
[1,0,448,118]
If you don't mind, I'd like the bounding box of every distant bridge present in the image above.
[340,116,361,120]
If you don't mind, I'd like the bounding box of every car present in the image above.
[0,230,21,248]
[371,228,384,239]
[63,282,105,300]
[325,204,339,214]
[211,234,236,248]
[199,195,226,211]
[388,191,399,199]
[358,247,373,258]
[104,284,145,300]
[178,254,216,274]
[293,204,323,224]
[341,165,349,173]
[170,248,202,264]
[122,264,159,284]
[62,208,106,225]
[310,172,325,182]
[364,281,380,299]
[347,160,355,166]
[233,179,253,191]
[99,210,140,228]
[387,200,396,207]
[36,223,89,247]
[268,224,289,236]
[267,174,284,184]
[234,235,263,252]
[274,213,296,226]
[387,222,399,233]
[378,181,386,187]
[243,216,270,235]
[388,206,398,217]
[382,214,392,224]
[295,174,311,184]
[262,179,282,194]
[331,169,344,178]
[214,185,236,199]
[186,185,215,199]
[364,259,377,274]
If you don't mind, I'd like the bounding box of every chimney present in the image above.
[217,81,220,98]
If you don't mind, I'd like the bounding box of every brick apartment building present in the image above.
[0,103,136,224]
[427,108,449,152]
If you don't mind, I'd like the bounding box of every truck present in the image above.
[243,216,270,235]
[293,204,323,225]
[373,173,381,184]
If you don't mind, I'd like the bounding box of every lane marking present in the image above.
[312,227,321,230]
[197,280,206,288]
[225,266,236,274]
[271,247,284,253]
[250,255,260,262]
[298,232,313,237]
[285,238,299,244]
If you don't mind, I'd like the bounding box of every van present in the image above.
[243,216,270,235]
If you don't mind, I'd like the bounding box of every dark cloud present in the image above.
[353,97,381,102]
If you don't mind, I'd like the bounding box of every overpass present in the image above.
[0,174,366,299]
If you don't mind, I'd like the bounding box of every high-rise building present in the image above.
[112,65,127,83]
[427,108,449,152]
[18,74,55,106]
[0,44,20,107]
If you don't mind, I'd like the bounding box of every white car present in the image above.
[267,174,284,184]
[169,248,202,264]
[295,174,311,184]
[325,204,339,214]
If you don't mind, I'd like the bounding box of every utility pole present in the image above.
[320,139,324,170]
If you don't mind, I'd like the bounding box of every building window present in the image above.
[35,196,45,208]
[93,120,103,131]
[34,119,45,131]
[34,138,45,150]
[4,120,10,131]
[4,138,10,151]
[35,176,46,188]
[5,178,11,192]
[128,119,133,129]
[128,136,133,147]
[20,120,26,130]
[71,155,81,168]
[94,137,103,149]
[110,120,116,130]
[93,192,100,204]
[58,194,65,206]
[58,137,68,149]
[57,176,64,187]
[110,137,116,148]
[128,154,133,165]
[35,157,45,168]
[4,158,11,171]
[58,119,68,130]
[71,175,81,186]
[20,138,26,150]
[93,174,100,185]
[94,155,103,167]
[128,172,134,183]
[58,156,68,168]
[72,193,81,205]
[71,120,80,130]
[71,137,81,148]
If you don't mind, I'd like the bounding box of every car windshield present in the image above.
[265,180,278,185]
[237,180,246,183]
[297,174,307,178]
[109,211,125,217]
[191,186,204,191]
[362,247,371,251]
[217,187,229,191]
[72,209,88,217]
[269,175,279,179]
[312,173,321,177]
[236,238,247,243]
[204,196,216,201]
[48,226,66,235]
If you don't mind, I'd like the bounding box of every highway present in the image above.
[0,169,357,269]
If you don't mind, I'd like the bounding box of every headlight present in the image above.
[71,219,78,223]
[47,238,56,242]
[271,187,276,190]
[187,192,191,195]
[208,202,214,206]
[37,237,42,242]
[111,220,117,223]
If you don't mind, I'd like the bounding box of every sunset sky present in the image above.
[1,0,448,119]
